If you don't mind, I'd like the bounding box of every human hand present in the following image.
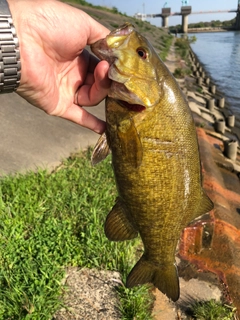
[8,0,111,134]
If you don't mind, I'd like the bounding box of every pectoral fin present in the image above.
[105,199,138,241]
[117,119,143,168]
[91,133,110,166]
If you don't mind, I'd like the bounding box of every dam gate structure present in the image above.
[134,1,240,33]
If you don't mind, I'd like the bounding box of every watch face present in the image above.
[0,0,11,16]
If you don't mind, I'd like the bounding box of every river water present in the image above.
[190,31,240,123]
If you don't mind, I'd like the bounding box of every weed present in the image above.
[159,34,173,61]
[143,26,152,32]
[110,22,119,29]
[196,122,206,128]
[196,87,203,94]
[175,38,189,60]
[117,285,154,320]
[175,36,196,60]
[189,35,197,43]
[173,67,191,79]
[187,299,237,320]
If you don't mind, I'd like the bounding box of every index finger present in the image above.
[84,14,110,45]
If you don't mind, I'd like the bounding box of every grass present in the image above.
[117,285,154,320]
[158,34,174,61]
[173,67,191,79]
[62,0,126,16]
[173,36,197,79]
[0,149,153,319]
[175,37,190,61]
[187,299,237,320]
[175,36,197,60]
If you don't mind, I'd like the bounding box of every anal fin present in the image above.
[105,199,138,241]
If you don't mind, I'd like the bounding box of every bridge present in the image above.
[134,3,240,33]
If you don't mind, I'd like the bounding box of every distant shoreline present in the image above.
[187,27,236,33]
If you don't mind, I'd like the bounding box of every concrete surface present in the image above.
[0,93,105,176]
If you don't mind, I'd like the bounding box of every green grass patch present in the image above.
[158,34,173,61]
[110,22,119,29]
[117,285,154,320]
[173,36,197,78]
[187,299,236,320]
[175,36,197,60]
[0,149,153,319]
[63,0,126,15]
[173,67,191,79]
[174,37,189,60]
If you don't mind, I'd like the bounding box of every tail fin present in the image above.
[126,256,179,302]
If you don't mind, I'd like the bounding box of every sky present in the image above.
[87,0,238,26]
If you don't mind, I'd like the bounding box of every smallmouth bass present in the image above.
[91,23,213,301]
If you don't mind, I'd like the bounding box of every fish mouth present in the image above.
[118,100,146,112]
[108,23,134,37]
[91,23,134,62]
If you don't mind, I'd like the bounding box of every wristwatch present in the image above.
[0,0,21,93]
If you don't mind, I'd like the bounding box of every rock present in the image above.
[177,277,222,312]
[152,289,177,320]
[53,268,122,320]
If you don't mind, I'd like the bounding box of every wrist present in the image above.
[0,0,21,93]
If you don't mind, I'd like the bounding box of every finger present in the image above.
[76,60,111,106]
[80,50,100,75]
[83,58,110,86]
[94,60,111,90]
[86,16,110,45]
[61,103,106,134]
[88,53,101,73]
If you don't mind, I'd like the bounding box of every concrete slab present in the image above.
[177,278,222,311]
[0,93,105,176]
[201,112,215,123]
[189,101,201,115]
[187,91,206,105]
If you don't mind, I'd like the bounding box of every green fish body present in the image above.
[91,23,213,301]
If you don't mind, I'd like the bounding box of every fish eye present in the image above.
[136,47,147,59]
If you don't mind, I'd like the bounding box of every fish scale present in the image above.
[91,23,213,301]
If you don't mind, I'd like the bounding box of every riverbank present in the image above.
[188,44,240,143]
[188,27,235,33]
[173,41,240,319]
[189,31,240,137]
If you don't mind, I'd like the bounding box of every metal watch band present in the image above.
[0,10,21,93]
